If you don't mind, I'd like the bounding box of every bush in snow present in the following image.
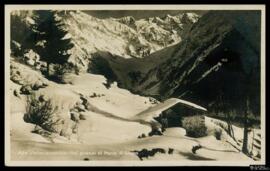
[20,85,32,95]
[24,94,62,133]
[182,115,207,138]
[214,128,223,140]
[47,63,73,83]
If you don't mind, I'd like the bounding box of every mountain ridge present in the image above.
[97,11,261,117]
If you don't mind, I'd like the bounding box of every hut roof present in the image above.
[132,98,207,123]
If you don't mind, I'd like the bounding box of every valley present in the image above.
[7,9,263,164]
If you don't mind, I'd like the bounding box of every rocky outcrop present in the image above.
[10,60,49,87]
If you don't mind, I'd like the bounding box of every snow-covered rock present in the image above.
[10,59,49,88]
[23,49,40,66]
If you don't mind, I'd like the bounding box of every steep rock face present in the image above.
[62,11,199,69]
[114,11,261,115]
[115,13,200,51]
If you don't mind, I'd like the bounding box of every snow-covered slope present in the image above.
[9,58,255,162]
[10,58,153,142]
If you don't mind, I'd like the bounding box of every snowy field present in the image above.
[9,60,257,162]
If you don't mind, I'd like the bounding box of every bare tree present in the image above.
[242,97,250,155]
[241,67,255,155]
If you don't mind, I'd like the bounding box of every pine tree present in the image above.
[34,10,73,76]
[11,12,36,54]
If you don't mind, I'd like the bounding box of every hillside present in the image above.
[101,11,261,118]
[10,59,255,162]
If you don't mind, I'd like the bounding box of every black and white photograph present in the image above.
[4,5,266,166]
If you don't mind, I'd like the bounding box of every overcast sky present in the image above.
[83,10,207,20]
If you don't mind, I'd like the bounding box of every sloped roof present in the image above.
[132,98,207,123]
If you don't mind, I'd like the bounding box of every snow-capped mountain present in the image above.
[63,11,199,69]
[11,10,200,71]
[115,13,200,48]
